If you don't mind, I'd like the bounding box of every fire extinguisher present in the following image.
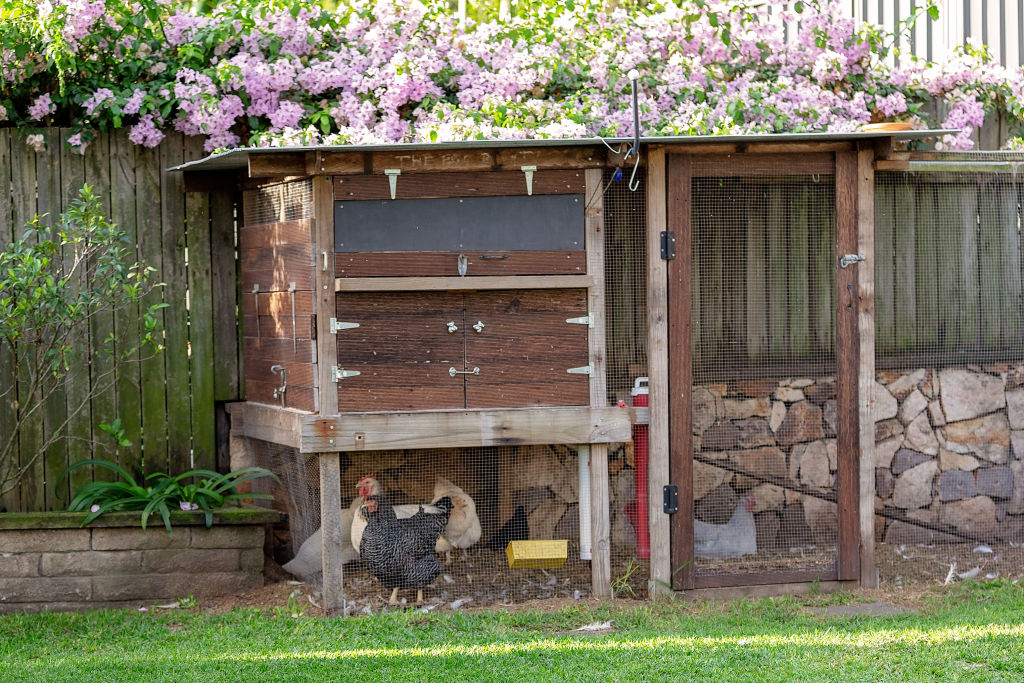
[623,376,650,559]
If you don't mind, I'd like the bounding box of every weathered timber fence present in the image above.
[0,129,241,513]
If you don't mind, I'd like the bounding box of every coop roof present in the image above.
[168,130,951,173]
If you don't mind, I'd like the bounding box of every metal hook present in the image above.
[270,364,287,407]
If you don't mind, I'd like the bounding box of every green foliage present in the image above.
[0,186,164,498]
[61,458,280,534]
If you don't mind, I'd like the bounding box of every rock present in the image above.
[693,460,729,500]
[942,413,1010,464]
[892,459,938,509]
[875,419,904,442]
[702,422,740,450]
[873,382,899,421]
[1007,390,1024,430]
[874,437,901,469]
[769,401,786,432]
[899,389,929,426]
[1010,461,1024,515]
[528,499,567,541]
[754,511,781,550]
[1013,432,1024,460]
[775,387,806,403]
[826,439,837,471]
[734,418,775,448]
[803,496,838,545]
[939,448,980,472]
[789,378,815,389]
[877,370,903,384]
[730,446,787,489]
[692,387,718,434]
[610,508,635,550]
[938,496,997,537]
[1006,365,1024,391]
[695,483,738,524]
[876,468,894,499]
[928,400,946,427]
[776,401,824,446]
[823,399,837,437]
[735,380,778,398]
[884,508,957,544]
[799,440,832,488]
[904,412,939,456]
[804,381,837,404]
[891,449,932,476]
[724,398,771,420]
[750,483,784,512]
[976,466,1013,499]
[921,369,936,399]
[938,470,976,502]
[887,369,926,401]
[778,503,814,547]
[939,369,1005,422]
[997,515,1024,543]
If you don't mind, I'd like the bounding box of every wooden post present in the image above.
[857,147,878,588]
[584,168,611,598]
[645,147,672,597]
[312,175,345,614]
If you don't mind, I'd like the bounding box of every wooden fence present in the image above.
[0,129,240,513]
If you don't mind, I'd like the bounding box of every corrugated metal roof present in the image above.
[168,130,953,173]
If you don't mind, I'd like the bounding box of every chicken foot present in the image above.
[388,587,400,605]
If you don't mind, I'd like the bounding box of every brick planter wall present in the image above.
[0,508,280,613]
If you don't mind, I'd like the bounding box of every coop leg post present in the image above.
[319,452,345,615]
[589,443,611,597]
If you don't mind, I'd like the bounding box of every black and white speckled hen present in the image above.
[359,493,453,605]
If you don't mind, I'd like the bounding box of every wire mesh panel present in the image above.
[690,174,840,581]
[874,169,1024,587]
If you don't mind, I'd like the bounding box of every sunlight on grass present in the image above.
[215,621,1024,663]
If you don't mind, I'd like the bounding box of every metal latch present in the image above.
[660,231,676,260]
[331,366,361,382]
[384,168,401,199]
[521,165,537,195]
[566,315,592,327]
[663,485,678,514]
[330,318,360,334]
[450,366,480,377]
[840,253,866,268]
[567,364,594,375]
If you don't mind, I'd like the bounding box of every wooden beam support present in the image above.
[336,274,595,292]
[248,152,305,177]
[645,147,672,597]
[690,153,834,178]
[319,452,345,615]
[300,406,632,452]
[237,403,304,449]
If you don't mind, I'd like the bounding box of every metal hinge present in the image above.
[566,314,592,327]
[660,231,676,260]
[567,364,594,375]
[331,366,361,382]
[663,485,678,514]
[329,318,360,334]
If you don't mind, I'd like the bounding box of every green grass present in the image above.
[2,581,1022,682]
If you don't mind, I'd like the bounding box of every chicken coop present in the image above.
[175,129,938,612]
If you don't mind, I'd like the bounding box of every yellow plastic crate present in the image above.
[505,539,568,569]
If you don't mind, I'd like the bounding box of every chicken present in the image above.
[485,504,529,551]
[282,496,362,581]
[350,474,441,554]
[694,494,756,559]
[431,476,481,561]
[359,494,453,605]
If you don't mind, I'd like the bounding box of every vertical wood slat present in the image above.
[136,144,168,474]
[645,148,672,597]
[914,182,939,348]
[893,179,916,350]
[810,186,834,355]
[835,151,861,582]
[0,130,17,512]
[161,136,191,474]
[979,180,1004,348]
[998,179,1022,345]
[667,154,694,591]
[873,179,895,353]
[584,168,611,598]
[211,189,241,403]
[934,182,962,350]
[767,187,788,357]
[745,188,767,359]
[788,185,811,357]
[958,183,980,348]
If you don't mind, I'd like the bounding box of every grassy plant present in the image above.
[611,558,640,599]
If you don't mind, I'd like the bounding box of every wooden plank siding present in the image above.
[0,131,238,511]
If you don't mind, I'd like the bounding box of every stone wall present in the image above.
[0,509,279,613]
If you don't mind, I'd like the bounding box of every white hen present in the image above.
[282,496,363,581]
[693,494,757,559]
[432,476,482,561]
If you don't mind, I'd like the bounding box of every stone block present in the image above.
[778,504,814,547]
[92,527,190,551]
[942,413,1010,464]
[939,448,979,472]
[976,466,1013,500]
[776,401,824,446]
[938,470,976,502]
[1010,461,1024,515]
[143,548,242,574]
[701,423,740,450]
[928,400,946,427]
[693,460,728,501]
[899,389,928,426]
[798,440,832,488]
[875,419,904,442]
[892,459,938,509]
[695,484,738,524]
[887,369,926,401]
[938,496,997,537]
[1013,431,1024,460]
[0,553,40,578]
[692,387,718,434]
[733,419,775,448]
[939,369,1005,422]
[804,381,836,405]
[892,449,932,476]
[91,571,260,602]
[749,483,784,513]
[0,577,91,603]
[735,380,777,398]
[730,446,787,489]
[823,399,837,437]
[769,401,786,432]
[876,469,894,499]
[873,382,899,421]
[0,529,90,553]
[754,511,781,550]
[874,437,901,469]
[775,387,805,403]
[189,525,263,549]
[904,412,939,456]
[803,496,838,545]
[724,398,771,420]
[239,548,265,574]
[1006,390,1024,430]
[41,550,144,577]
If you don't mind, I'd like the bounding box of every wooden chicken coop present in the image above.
[176,130,940,612]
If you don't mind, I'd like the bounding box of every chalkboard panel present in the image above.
[334,194,584,252]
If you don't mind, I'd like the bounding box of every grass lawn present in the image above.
[1,580,1022,682]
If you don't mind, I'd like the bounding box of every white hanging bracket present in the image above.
[567,364,594,375]
[521,165,537,196]
[566,314,593,328]
[384,168,401,199]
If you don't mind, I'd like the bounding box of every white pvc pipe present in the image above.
[578,445,592,560]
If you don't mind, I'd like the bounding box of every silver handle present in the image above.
[473,320,485,333]
[446,321,458,334]
[449,366,480,377]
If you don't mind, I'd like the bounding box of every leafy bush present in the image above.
[61,458,280,534]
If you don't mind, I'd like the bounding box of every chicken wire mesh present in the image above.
[690,174,840,579]
[873,169,1024,589]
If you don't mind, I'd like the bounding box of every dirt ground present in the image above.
[188,540,1023,617]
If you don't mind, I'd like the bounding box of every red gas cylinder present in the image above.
[623,377,650,559]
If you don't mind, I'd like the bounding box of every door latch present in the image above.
[449,366,480,377]
[663,485,678,514]
[840,253,866,268]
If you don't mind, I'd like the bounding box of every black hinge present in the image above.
[663,485,678,514]
[660,231,676,260]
